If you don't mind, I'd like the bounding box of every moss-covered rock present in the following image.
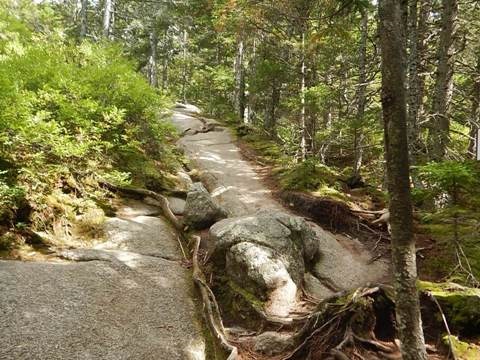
[443,335,480,360]
[419,281,480,335]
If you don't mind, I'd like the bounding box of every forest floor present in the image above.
[0,198,207,360]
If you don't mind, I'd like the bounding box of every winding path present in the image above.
[172,108,389,301]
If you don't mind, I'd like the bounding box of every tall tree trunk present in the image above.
[353,10,368,177]
[181,29,188,103]
[300,31,307,160]
[234,36,246,123]
[265,80,280,137]
[148,29,158,88]
[378,1,428,359]
[102,0,113,38]
[468,53,480,158]
[407,0,419,159]
[429,0,458,160]
[79,0,87,39]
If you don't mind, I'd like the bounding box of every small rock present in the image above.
[303,272,335,300]
[174,170,194,192]
[183,183,227,229]
[167,197,186,215]
[254,332,294,356]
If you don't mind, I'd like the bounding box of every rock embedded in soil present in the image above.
[184,182,227,229]
[254,331,295,356]
[167,197,186,215]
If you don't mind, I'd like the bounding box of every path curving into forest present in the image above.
[172,108,390,306]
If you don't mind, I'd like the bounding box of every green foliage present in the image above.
[0,3,179,250]
[416,161,479,202]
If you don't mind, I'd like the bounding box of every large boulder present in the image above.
[210,210,318,284]
[184,182,227,229]
[209,210,318,316]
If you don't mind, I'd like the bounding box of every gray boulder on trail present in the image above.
[210,210,318,285]
[184,182,227,229]
[209,210,319,316]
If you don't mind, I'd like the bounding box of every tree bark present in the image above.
[148,29,158,88]
[102,0,113,38]
[429,0,458,160]
[234,36,246,123]
[407,0,420,159]
[353,10,368,177]
[378,1,428,359]
[300,31,307,160]
[468,53,480,158]
[265,80,280,137]
[181,29,188,104]
[79,0,87,39]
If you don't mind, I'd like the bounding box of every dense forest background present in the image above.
[2,0,478,284]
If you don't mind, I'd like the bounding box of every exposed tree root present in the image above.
[100,182,184,230]
[283,286,400,360]
[192,235,239,360]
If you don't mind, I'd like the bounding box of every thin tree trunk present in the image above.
[148,29,158,88]
[234,36,246,123]
[378,1,428,359]
[247,37,258,124]
[181,29,188,104]
[429,0,458,160]
[416,0,431,125]
[407,0,419,160]
[300,31,307,160]
[468,54,480,158]
[265,80,280,137]
[102,0,113,38]
[353,10,368,177]
[79,0,87,39]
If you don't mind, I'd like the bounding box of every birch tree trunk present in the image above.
[353,10,368,177]
[300,31,307,160]
[148,29,158,88]
[378,1,428,359]
[429,0,458,160]
[181,29,188,104]
[102,0,113,38]
[234,36,246,123]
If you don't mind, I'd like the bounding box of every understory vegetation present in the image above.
[0,1,179,256]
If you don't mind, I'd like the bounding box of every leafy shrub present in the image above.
[0,5,180,246]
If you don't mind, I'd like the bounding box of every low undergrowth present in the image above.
[0,5,181,256]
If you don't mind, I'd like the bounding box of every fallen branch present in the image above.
[192,236,238,360]
[427,292,458,360]
[100,182,183,231]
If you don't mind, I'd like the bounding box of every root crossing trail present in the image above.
[0,200,206,360]
[172,109,389,303]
